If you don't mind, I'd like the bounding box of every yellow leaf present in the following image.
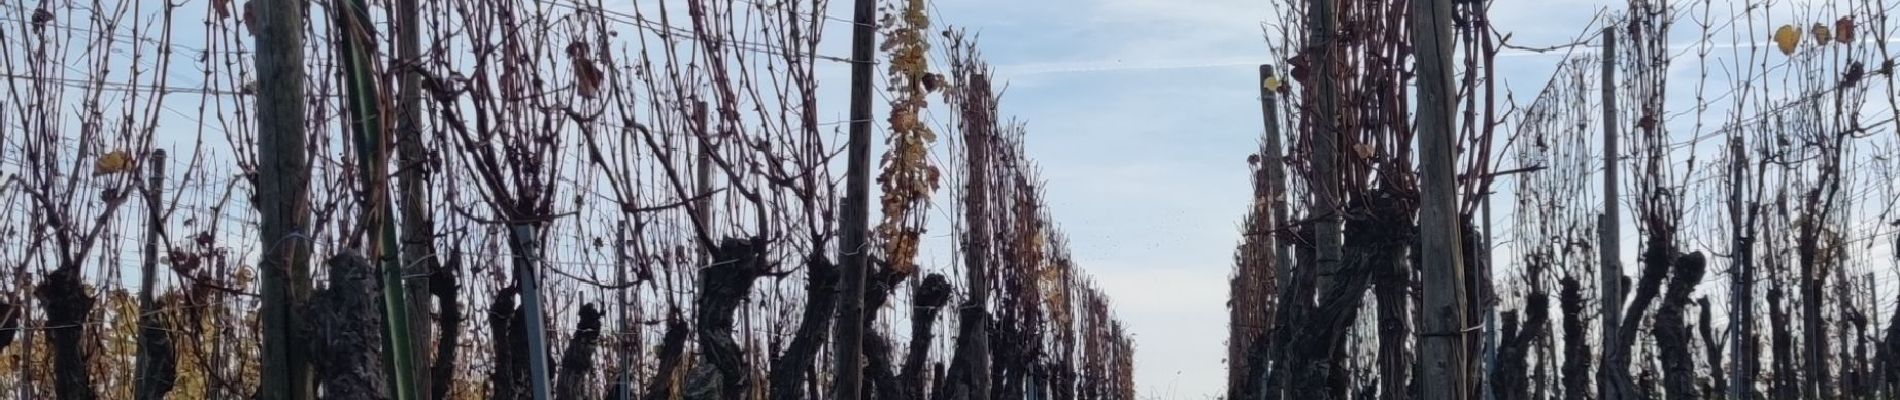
[94,151,134,175]
[1774,24,1801,55]
[1353,143,1375,159]
[1263,76,1283,92]
[236,265,255,287]
[1811,23,1832,45]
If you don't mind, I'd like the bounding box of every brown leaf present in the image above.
[1842,61,1865,87]
[574,62,603,99]
[1352,143,1375,160]
[920,72,943,93]
[212,0,232,19]
[1637,113,1658,133]
[568,41,603,99]
[31,8,53,29]
[1836,16,1856,44]
[1288,54,1311,83]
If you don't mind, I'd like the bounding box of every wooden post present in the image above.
[1308,0,1343,300]
[1596,27,1621,400]
[135,149,171,400]
[830,0,877,395]
[1259,65,1292,300]
[1411,0,1471,398]
[392,0,436,393]
[615,223,634,400]
[1727,134,1751,400]
[1481,199,1497,400]
[1866,273,1879,399]
[256,0,316,395]
[693,101,717,257]
[1233,64,1292,400]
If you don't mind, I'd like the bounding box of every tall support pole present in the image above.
[693,101,717,258]
[1234,65,1292,400]
[1259,65,1292,301]
[1302,0,1346,394]
[256,0,317,395]
[511,225,554,400]
[392,0,436,393]
[1307,0,1343,301]
[1866,273,1878,399]
[615,223,635,400]
[135,150,170,400]
[1596,27,1622,400]
[1728,136,1752,400]
[830,0,877,395]
[1412,0,1471,397]
[960,76,997,400]
[1481,199,1497,400]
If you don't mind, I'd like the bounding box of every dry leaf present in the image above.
[1836,17,1856,44]
[567,41,603,99]
[1264,76,1284,92]
[31,8,54,29]
[212,0,232,19]
[921,72,943,93]
[1288,54,1311,83]
[94,151,135,175]
[1842,61,1865,87]
[235,266,254,287]
[1811,23,1832,45]
[1774,24,1800,55]
[574,62,602,99]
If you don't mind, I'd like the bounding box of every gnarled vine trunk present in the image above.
[1696,298,1725,397]
[309,253,389,400]
[1495,289,1547,400]
[430,251,465,400]
[1605,234,1675,399]
[1655,252,1706,400]
[554,304,604,400]
[684,237,768,400]
[489,287,528,400]
[770,254,841,400]
[1559,278,1590,400]
[37,264,98,400]
[905,274,955,400]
